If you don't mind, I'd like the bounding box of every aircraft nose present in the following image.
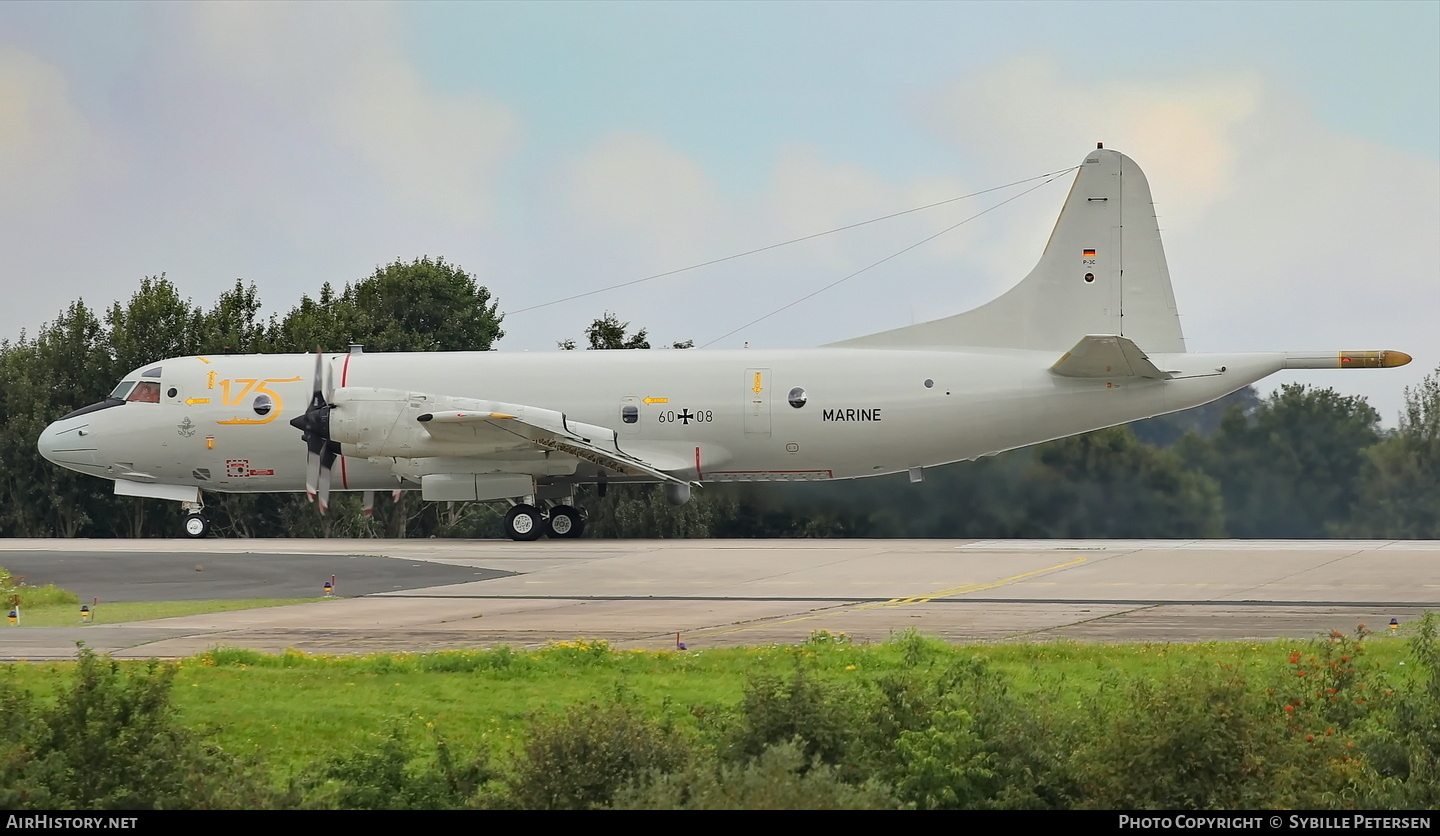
[37,419,99,467]
[37,422,60,463]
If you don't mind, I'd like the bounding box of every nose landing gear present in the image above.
[180,500,210,539]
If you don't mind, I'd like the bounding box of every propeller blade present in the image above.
[291,348,338,512]
[317,463,331,514]
[305,447,320,500]
[362,490,375,516]
[311,348,324,404]
[317,441,339,514]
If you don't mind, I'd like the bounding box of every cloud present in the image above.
[184,2,519,226]
[561,131,733,268]
[0,47,113,214]
[929,57,1260,211]
[767,144,977,267]
[921,55,1439,422]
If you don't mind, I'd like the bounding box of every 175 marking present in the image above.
[210,376,302,425]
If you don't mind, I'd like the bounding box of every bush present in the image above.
[0,645,275,809]
[1071,648,1390,811]
[724,660,860,770]
[614,740,900,810]
[302,721,500,810]
[508,693,691,809]
[1364,613,1440,806]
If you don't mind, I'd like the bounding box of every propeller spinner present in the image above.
[288,350,341,513]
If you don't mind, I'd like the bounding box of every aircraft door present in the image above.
[744,368,771,436]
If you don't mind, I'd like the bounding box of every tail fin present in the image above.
[829,147,1186,353]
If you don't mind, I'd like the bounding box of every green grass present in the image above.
[6,597,336,626]
[1,630,1419,775]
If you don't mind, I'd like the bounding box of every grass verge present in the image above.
[6,597,337,627]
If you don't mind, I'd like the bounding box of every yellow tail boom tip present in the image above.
[1338,350,1412,369]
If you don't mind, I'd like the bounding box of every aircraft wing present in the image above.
[417,405,694,485]
[1051,335,1174,380]
[329,388,696,486]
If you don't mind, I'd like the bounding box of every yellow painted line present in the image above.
[688,555,1087,639]
[643,397,669,404]
[860,555,1090,607]
[196,356,211,364]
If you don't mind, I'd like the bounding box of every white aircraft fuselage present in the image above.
[41,347,1307,492]
[36,146,1411,539]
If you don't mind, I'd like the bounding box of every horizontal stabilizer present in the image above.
[1051,335,1173,380]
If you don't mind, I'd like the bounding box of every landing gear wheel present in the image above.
[183,513,210,539]
[504,504,544,541]
[545,505,585,539]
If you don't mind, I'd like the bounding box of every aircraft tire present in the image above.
[545,505,585,539]
[182,513,210,539]
[504,504,544,541]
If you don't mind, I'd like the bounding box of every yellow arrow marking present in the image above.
[185,398,211,405]
[643,397,669,404]
[752,372,763,394]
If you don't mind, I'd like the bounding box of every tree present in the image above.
[1179,384,1381,537]
[1129,386,1261,448]
[0,301,126,537]
[1018,426,1224,538]
[8,257,507,538]
[105,275,206,377]
[340,256,504,352]
[1343,365,1440,538]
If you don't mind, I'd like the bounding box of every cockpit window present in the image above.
[126,381,162,403]
[141,366,162,378]
[109,381,137,400]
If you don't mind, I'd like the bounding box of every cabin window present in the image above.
[126,381,161,403]
[253,394,273,417]
[621,405,639,424]
[788,387,807,409]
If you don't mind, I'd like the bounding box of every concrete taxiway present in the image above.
[1,539,1436,659]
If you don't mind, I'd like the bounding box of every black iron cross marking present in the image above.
[678,409,695,425]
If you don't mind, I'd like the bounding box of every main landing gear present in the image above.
[503,502,586,541]
[180,500,211,539]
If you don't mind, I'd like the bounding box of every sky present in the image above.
[1,0,1436,425]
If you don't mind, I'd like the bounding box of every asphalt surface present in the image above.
[0,538,1436,658]
[0,549,512,602]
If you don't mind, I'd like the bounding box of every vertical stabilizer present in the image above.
[829,148,1185,353]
